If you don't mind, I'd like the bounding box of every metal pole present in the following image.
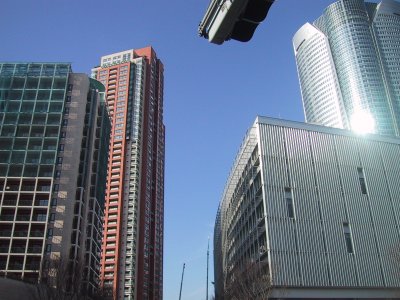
[206,238,209,300]
[179,263,185,300]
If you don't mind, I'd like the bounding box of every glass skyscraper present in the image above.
[0,63,110,297]
[293,0,400,136]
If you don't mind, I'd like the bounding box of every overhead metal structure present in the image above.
[198,0,275,45]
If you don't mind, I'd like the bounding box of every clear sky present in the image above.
[0,0,365,299]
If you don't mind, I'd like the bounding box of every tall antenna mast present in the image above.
[206,237,210,300]
[179,263,185,300]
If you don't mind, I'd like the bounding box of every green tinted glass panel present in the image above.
[23,90,36,100]
[28,139,42,150]
[39,78,52,89]
[11,77,25,89]
[35,102,48,112]
[4,113,17,124]
[11,151,25,163]
[9,90,22,100]
[18,114,32,124]
[7,101,20,112]
[47,114,61,125]
[51,90,64,100]
[8,165,23,176]
[42,65,55,76]
[26,152,40,164]
[32,114,46,124]
[16,125,30,137]
[30,126,44,137]
[21,102,34,112]
[26,78,39,89]
[37,90,50,100]
[0,77,11,88]
[13,139,28,150]
[24,165,38,177]
[53,77,67,89]
[49,102,63,112]
[0,151,10,163]
[1,125,15,136]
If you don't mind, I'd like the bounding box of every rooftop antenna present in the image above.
[179,263,185,300]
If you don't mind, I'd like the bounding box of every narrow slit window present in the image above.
[343,223,353,253]
[357,167,367,194]
[285,187,294,218]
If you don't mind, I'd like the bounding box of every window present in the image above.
[58,144,64,151]
[67,84,73,92]
[47,228,53,238]
[357,167,367,194]
[66,96,71,102]
[57,157,63,165]
[49,213,55,222]
[46,244,52,253]
[343,223,353,253]
[51,198,57,207]
[285,187,294,218]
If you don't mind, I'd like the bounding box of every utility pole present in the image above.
[179,263,185,300]
[206,238,209,300]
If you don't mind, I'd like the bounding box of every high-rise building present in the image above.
[0,62,110,296]
[214,116,400,299]
[92,47,165,300]
[293,0,400,136]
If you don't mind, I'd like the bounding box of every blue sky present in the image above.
[1,0,352,299]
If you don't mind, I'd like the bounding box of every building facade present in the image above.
[214,116,400,299]
[92,47,165,300]
[0,62,110,296]
[293,0,400,136]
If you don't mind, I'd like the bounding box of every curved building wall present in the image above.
[294,23,347,129]
[294,0,400,137]
[372,0,400,134]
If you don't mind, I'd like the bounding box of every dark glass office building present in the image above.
[0,63,110,296]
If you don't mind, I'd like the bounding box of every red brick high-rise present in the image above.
[92,47,164,300]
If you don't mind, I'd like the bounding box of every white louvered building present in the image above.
[214,116,400,299]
